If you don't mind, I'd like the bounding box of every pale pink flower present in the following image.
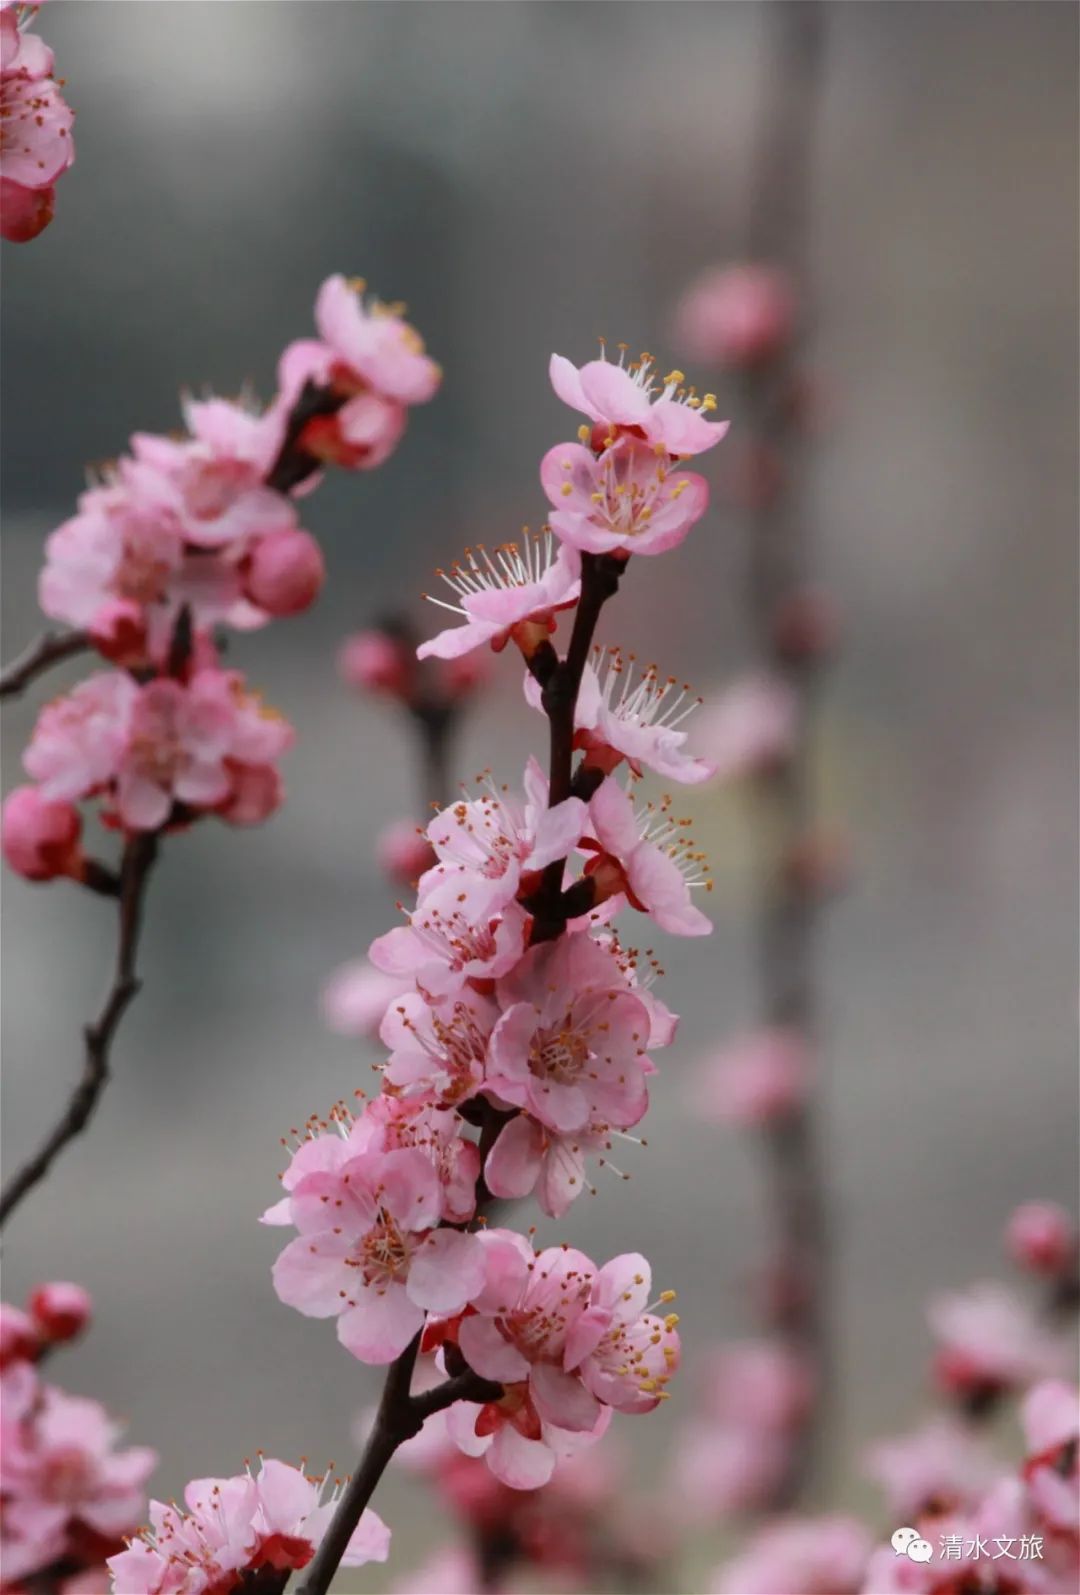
[369,872,529,1000]
[39,483,185,634]
[673,263,796,369]
[696,672,799,782]
[586,778,713,936]
[2,785,84,883]
[541,437,710,557]
[696,1027,811,1125]
[864,1417,998,1519]
[423,759,587,908]
[485,934,652,1134]
[710,1514,872,1595]
[929,1283,1069,1403]
[314,274,442,406]
[27,1282,92,1345]
[549,349,729,457]
[321,959,411,1037]
[418,531,581,661]
[271,1145,487,1364]
[0,5,74,244]
[380,984,496,1107]
[1005,1203,1077,1277]
[24,672,136,803]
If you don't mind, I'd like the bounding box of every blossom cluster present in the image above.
[265,346,730,1499]
[0,1,74,243]
[3,276,439,875]
[106,1458,390,1595]
[1,1284,156,1593]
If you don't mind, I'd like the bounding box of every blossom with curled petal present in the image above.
[549,348,729,458]
[585,778,713,937]
[418,530,581,661]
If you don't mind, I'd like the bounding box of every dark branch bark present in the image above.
[295,1334,501,1595]
[0,830,159,1228]
[0,630,91,700]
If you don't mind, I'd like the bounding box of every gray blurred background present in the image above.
[2,2,1077,1588]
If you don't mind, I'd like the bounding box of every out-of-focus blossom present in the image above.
[338,627,415,698]
[107,1458,389,1594]
[674,263,796,369]
[928,1283,1068,1408]
[696,672,799,782]
[27,1282,93,1346]
[390,1545,481,1595]
[696,1027,811,1125]
[243,526,325,617]
[419,531,581,661]
[1006,1203,1077,1279]
[864,1417,998,1519]
[2,785,84,884]
[1021,1379,1079,1535]
[772,585,841,665]
[376,819,438,886]
[321,959,410,1038]
[0,1,74,243]
[711,1515,872,1595]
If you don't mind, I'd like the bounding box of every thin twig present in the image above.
[0,830,159,1228]
[743,0,830,1506]
[0,630,91,700]
[295,1334,501,1595]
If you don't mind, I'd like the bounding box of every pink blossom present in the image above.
[314,274,442,406]
[673,263,796,369]
[1021,1380,1079,1535]
[353,1095,483,1225]
[23,672,136,803]
[541,437,710,557]
[485,934,652,1134]
[696,672,799,781]
[549,349,729,457]
[271,1145,487,1363]
[929,1283,1068,1404]
[483,1111,612,1217]
[0,5,74,244]
[864,1418,998,1519]
[243,527,325,617]
[586,778,713,936]
[369,872,529,1000]
[321,959,411,1037]
[338,628,415,697]
[380,985,496,1107]
[277,338,407,472]
[418,531,581,661]
[422,759,586,907]
[0,1303,41,1368]
[108,1459,389,1594]
[710,1515,872,1595]
[2,785,84,883]
[566,1253,680,1414]
[377,819,438,886]
[696,1027,811,1125]
[27,1282,92,1346]
[1005,1203,1077,1277]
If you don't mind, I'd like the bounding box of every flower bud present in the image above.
[218,764,284,827]
[674,263,796,369]
[2,786,83,883]
[338,629,413,699]
[245,528,325,618]
[28,1281,93,1344]
[1005,1202,1076,1277]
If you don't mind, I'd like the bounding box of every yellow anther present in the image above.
[659,1289,677,1303]
[664,1313,679,1330]
[578,424,591,443]
[663,369,685,386]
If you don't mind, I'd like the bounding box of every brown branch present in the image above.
[0,630,91,700]
[0,829,159,1228]
[742,0,830,1507]
[295,1333,501,1595]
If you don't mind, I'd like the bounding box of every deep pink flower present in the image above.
[674,264,796,369]
[27,1282,92,1346]
[541,437,709,557]
[586,778,713,936]
[369,872,529,1000]
[1005,1203,1077,1278]
[418,531,581,661]
[696,1027,811,1125]
[0,1303,41,1368]
[2,785,84,883]
[549,349,729,457]
[271,1145,487,1364]
[485,935,652,1134]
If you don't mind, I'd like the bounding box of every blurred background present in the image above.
[2,2,1077,1588]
